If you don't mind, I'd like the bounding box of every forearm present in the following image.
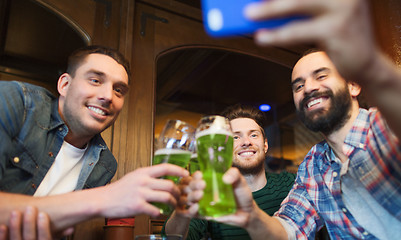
[245,207,288,240]
[0,188,105,232]
[164,211,191,239]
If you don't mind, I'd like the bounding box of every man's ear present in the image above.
[348,82,361,98]
[57,73,71,97]
[264,139,268,154]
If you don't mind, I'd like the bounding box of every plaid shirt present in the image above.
[275,108,401,239]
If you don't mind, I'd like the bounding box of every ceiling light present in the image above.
[259,104,271,112]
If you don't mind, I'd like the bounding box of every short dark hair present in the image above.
[301,48,323,57]
[221,104,267,138]
[66,45,131,83]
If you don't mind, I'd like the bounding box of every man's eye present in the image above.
[90,78,100,84]
[251,134,258,138]
[233,136,239,140]
[114,86,128,96]
[114,88,124,97]
[317,74,327,80]
[293,84,304,92]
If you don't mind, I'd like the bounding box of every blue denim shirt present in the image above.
[0,81,117,195]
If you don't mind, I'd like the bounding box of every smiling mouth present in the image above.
[305,97,328,110]
[88,106,107,116]
[238,151,256,157]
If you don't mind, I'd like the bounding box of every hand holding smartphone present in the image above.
[201,0,306,37]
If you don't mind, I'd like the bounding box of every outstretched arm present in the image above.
[0,164,188,234]
[164,173,204,239]
[189,168,288,240]
[245,0,401,138]
[0,206,74,240]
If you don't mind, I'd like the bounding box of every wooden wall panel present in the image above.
[34,0,95,43]
[371,0,401,65]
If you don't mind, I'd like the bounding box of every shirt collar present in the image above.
[49,98,65,130]
[344,108,369,151]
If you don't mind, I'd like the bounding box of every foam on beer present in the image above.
[195,128,233,139]
[154,148,192,155]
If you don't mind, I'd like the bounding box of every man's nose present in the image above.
[98,84,113,104]
[241,136,252,147]
[303,78,320,94]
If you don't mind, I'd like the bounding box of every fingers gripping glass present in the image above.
[152,120,196,215]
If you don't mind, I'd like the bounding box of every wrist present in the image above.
[244,201,264,231]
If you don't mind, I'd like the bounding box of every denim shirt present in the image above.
[0,81,117,195]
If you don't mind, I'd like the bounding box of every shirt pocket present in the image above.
[0,142,38,193]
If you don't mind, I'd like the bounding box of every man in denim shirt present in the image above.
[0,46,188,239]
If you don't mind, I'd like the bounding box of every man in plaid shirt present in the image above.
[271,50,401,239]
[185,0,401,239]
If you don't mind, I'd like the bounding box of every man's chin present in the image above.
[233,163,264,175]
[84,124,110,136]
[305,108,328,119]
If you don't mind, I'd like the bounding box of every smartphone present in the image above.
[201,0,305,37]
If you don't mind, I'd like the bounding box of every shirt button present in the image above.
[333,172,338,177]
[48,152,54,157]
[31,184,36,189]
[363,231,369,235]
[13,157,20,163]
[359,143,364,148]
[342,208,347,213]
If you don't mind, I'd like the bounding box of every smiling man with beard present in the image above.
[270,50,401,239]
[164,104,295,240]
[292,50,356,137]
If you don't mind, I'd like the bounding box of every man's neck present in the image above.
[325,104,360,163]
[243,169,267,192]
[64,132,91,149]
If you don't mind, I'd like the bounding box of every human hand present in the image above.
[245,0,376,82]
[209,167,257,228]
[0,207,73,240]
[100,163,189,218]
[174,171,205,218]
[183,168,257,227]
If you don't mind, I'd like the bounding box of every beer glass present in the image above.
[195,115,236,217]
[189,148,200,175]
[135,234,182,240]
[152,119,196,215]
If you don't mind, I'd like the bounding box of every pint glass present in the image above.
[195,115,236,217]
[152,119,196,215]
[189,147,200,175]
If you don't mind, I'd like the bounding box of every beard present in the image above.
[296,85,352,135]
[232,153,266,176]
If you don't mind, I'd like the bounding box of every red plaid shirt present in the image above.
[275,108,401,239]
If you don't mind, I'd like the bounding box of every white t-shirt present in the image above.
[34,141,87,196]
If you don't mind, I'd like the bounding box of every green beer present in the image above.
[196,129,236,217]
[189,153,200,175]
[152,148,191,214]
